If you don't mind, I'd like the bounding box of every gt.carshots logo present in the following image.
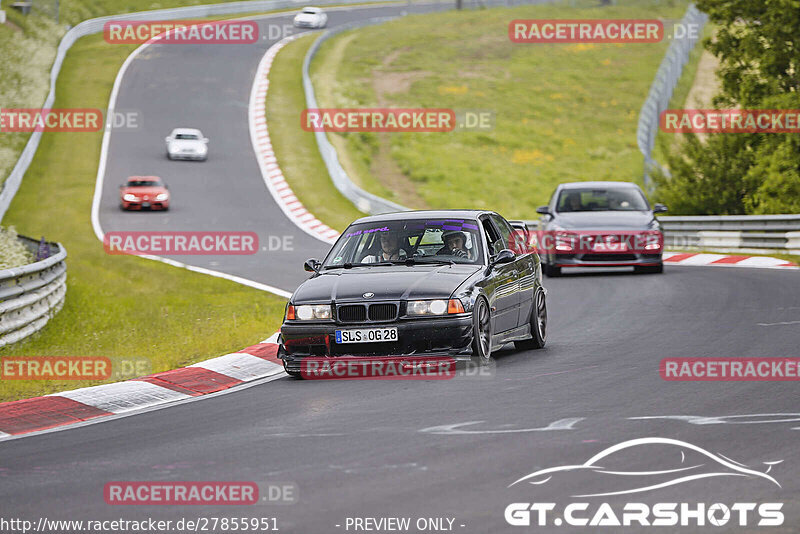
[504,438,784,527]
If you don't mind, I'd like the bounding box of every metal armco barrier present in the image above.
[0,0,410,223]
[303,17,409,215]
[0,237,67,348]
[523,214,800,255]
[636,3,707,189]
[302,0,557,215]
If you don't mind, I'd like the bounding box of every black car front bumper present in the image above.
[279,315,474,371]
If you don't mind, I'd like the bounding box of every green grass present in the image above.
[267,33,366,231]
[0,32,286,403]
[309,1,691,220]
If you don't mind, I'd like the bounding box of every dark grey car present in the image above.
[536,181,667,276]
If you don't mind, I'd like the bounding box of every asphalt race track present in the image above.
[3,266,800,532]
[96,4,444,291]
[3,5,800,534]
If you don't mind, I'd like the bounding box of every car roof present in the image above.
[557,181,641,189]
[170,128,202,136]
[351,209,495,225]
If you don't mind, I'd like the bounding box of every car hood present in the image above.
[292,264,481,303]
[169,139,205,151]
[294,13,319,21]
[552,211,656,230]
[121,186,167,197]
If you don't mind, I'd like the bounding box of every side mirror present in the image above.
[489,249,515,268]
[653,203,668,214]
[165,137,170,143]
[536,206,551,215]
[304,258,321,273]
[203,138,209,143]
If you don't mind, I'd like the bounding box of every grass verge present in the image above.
[308,1,691,221]
[266,33,366,231]
[0,32,286,403]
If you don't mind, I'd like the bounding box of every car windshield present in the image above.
[323,218,484,267]
[175,133,199,140]
[127,180,162,187]
[556,187,649,212]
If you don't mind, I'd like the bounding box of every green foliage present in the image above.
[658,0,800,214]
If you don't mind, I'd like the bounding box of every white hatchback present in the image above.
[165,128,208,161]
[293,7,328,29]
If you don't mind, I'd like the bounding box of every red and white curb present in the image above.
[249,34,341,245]
[663,252,797,269]
[0,335,284,439]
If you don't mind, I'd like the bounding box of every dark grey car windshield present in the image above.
[323,219,484,267]
[557,188,649,212]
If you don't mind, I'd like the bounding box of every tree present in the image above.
[656,0,800,214]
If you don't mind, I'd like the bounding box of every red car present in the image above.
[119,176,170,211]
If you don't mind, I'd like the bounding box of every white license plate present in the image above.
[335,327,398,344]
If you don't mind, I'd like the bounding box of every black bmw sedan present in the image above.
[536,181,667,276]
[278,210,547,377]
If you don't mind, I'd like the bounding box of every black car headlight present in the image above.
[407,299,465,316]
[287,304,332,321]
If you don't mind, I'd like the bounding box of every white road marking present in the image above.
[419,417,584,435]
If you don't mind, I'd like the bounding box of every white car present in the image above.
[293,7,327,29]
[165,128,208,161]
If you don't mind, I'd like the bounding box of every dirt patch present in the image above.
[685,49,721,108]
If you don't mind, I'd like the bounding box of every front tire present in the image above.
[471,297,492,365]
[515,288,547,350]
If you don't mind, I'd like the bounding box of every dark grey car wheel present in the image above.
[471,297,492,364]
[515,288,547,350]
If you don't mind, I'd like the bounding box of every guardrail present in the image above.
[302,0,557,215]
[636,3,708,189]
[0,236,67,348]
[0,0,412,223]
[522,214,800,255]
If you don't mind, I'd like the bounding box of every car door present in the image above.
[481,215,519,333]
[493,214,536,328]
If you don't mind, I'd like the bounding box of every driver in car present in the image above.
[437,230,471,259]
[362,231,407,263]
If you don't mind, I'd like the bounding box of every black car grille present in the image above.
[336,302,398,324]
[581,254,638,261]
[368,303,397,321]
